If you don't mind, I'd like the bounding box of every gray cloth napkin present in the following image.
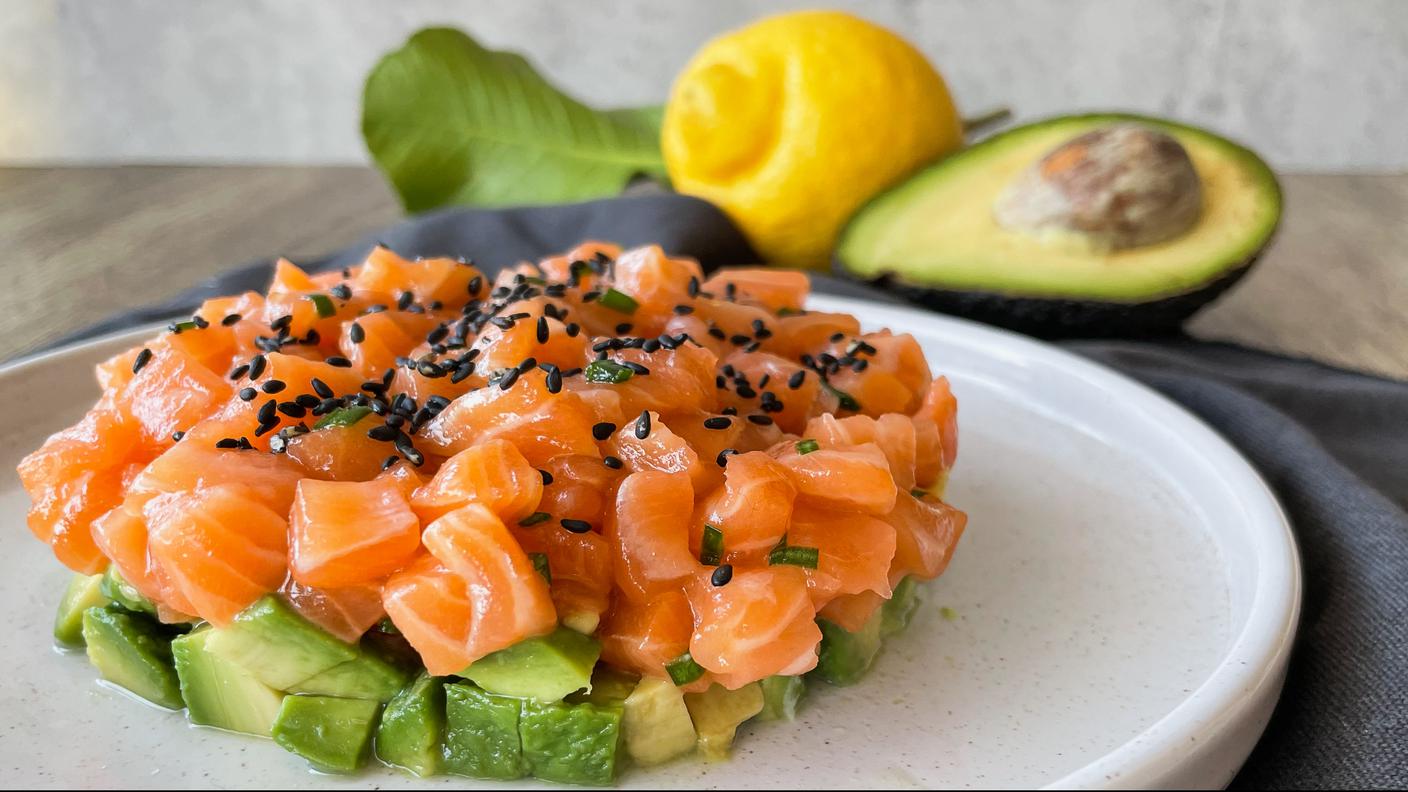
[55,194,1408,790]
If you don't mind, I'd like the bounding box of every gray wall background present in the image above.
[3,0,1405,171]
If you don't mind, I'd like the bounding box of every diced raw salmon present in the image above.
[599,590,695,681]
[702,268,809,313]
[885,492,968,583]
[773,440,897,515]
[607,472,700,601]
[290,478,421,588]
[281,578,387,644]
[687,566,822,689]
[412,438,544,525]
[787,505,896,606]
[690,451,794,565]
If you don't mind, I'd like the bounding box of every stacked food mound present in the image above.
[22,241,966,784]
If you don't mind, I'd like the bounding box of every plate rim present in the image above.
[1,302,1301,790]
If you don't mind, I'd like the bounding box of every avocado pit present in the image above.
[994,124,1203,250]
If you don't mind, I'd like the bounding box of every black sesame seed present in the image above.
[747,414,774,426]
[238,387,257,402]
[729,334,751,346]
[623,362,650,375]
[592,422,617,440]
[642,338,661,353]
[256,399,278,422]
[451,362,475,383]
[498,368,520,390]
[310,377,334,398]
[131,347,153,374]
[735,384,758,399]
[673,305,694,315]
[417,361,445,379]
[171,430,186,442]
[788,370,806,389]
[271,314,293,331]
[295,394,320,409]
[560,518,593,534]
[716,448,738,467]
[277,402,306,418]
[349,322,365,344]
[546,368,563,394]
[565,323,581,337]
[228,363,250,381]
[536,316,549,344]
[326,356,353,368]
[381,454,400,471]
[708,327,727,340]
[603,455,624,470]
[248,354,268,380]
[711,564,734,586]
[615,322,633,335]
[367,424,398,442]
[539,469,554,486]
[634,410,652,440]
[397,291,415,310]
[426,325,449,345]
[829,332,845,343]
[468,276,483,295]
[221,313,243,326]
[261,379,287,394]
[722,406,738,416]
[687,277,700,297]
[331,284,352,300]
[704,416,732,430]
[517,357,538,373]
[215,438,240,449]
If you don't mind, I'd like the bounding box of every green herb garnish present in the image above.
[583,359,634,384]
[665,652,706,686]
[306,293,337,318]
[312,405,373,430]
[518,511,552,527]
[910,488,928,499]
[700,524,724,566]
[795,438,820,455]
[767,536,819,569]
[822,381,861,412]
[597,288,639,315]
[376,617,400,635]
[167,320,200,334]
[529,552,551,583]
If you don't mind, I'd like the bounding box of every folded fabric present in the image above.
[52,194,1408,789]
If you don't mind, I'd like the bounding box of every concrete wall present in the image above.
[2,0,1405,170]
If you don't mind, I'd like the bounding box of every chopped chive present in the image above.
[700,524,724,566]
[823,381,861,411]
[911,488,928,499]
[518,511,551,527]
[529,552,552,583]
[306,293,336,318]
[376,617,400,635]
[583,359,634,384]
[665,652,706,686]
[796,438,820,455]
[312,405,373,430]
[768,543,819,569]
[167,319,200,334]
[597,288,639,315]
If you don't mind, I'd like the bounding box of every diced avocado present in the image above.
[881,576,923,636]
[375,672,445,778]
[172,628,285,737]
[812,612,884,686]
[100,566,157,617]
[520,699,623,786]
[54,573,109,646]
[568,665,639,707]
[758,675,807,721]
[683,682,764,760]
[204,595,357,690]
[622,676,697,766]
[443,682,526,780]
[561,610,601,636]
[287,645,410,702]
[271,695,381,774]
[460,627,600,702]
[81,606,183,709]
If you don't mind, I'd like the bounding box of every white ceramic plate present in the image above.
[0,295,1298,790]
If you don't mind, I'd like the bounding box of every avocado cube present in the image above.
[758,675,807,721]
[375,672,446,777]
[100,565,157,617]
[443,683,526,779]
[622,676,697,766]
[812,612,884,686]
[460,627,601,702]
[271,695,381,774]
[54,573,109,646]
[172,628,285,737]
[881,576,923,636]
[204,595,357,690]
[683,682,764,760]
[81,606,183,709]
[287,645,410,702]
[567,665,639,707]
[520,699,623,786]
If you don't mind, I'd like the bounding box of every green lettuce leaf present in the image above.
[362,27,668,212]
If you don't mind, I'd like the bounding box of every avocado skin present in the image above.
[873,256,1258,339]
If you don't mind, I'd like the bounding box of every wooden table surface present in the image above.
[2,167,1405,379]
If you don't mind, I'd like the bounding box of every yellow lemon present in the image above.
[663,10,964,269]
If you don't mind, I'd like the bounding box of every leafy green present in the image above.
[363,27,668,212]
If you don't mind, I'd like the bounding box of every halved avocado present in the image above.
[836,113,1282,337]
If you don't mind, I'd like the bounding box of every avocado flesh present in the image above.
[204,595,358,690]
[81,606,183,709]
[520,698,624,786]
[622,675,697,766]
[684,682,764,760]
[172,628,285,737]
[375,672,446,777]
[459,627,601,702]
[271,695,381,773]
[881,576,923,636]
[55,573,109,646]
[812,610,884,686]
[286,644,411,702]
[758,674,807,721]
[443,682,527,780]
[837,113,1281,304]
[100,566,158,617]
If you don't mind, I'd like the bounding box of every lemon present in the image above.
[662,11,964,269]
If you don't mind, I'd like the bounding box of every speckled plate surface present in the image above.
[0,296,1298,790]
